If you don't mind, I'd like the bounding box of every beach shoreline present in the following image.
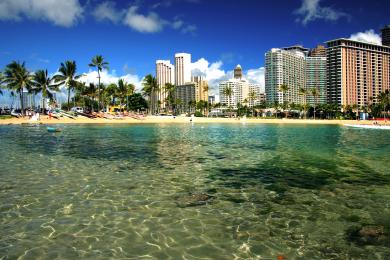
[0,116,384,126]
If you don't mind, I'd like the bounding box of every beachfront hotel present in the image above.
[175,53,192,86]
[175,76,209,112]
[156,60,174,109]
[265,45,328,106]
[219,65,262,109]
[265,46,307,105]
[306,46,327,105]
[326,35,390,107]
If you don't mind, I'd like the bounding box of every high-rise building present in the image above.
[219,65,261,109]
[265,48,306,105]
[306,56,327,105]
[309,45,327,57]
[156,60,174,108]
[191,76,209,102]
[174,76,209,113]
[175,53,191,86]
[219,79,249,109]
[265,45,327,106]
[382,25,390,46]
[326,38,390,107]
[234,64,243,79]
[208,95,216,105]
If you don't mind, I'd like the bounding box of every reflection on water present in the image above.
[0,124,389,259]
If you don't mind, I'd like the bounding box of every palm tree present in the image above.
[310,87,319,120]
[3,61,34,115]
[248,90,257,117]
[272,101,279,118]
[104,83,118,107]
[377,90,390,119]
[53,60,82,111]
[117,79,135,111]
[299,87,307,119]
[279,84,289,118]
[32,70,59,112]
[223,85,233,117]
[89,55,109,111]
[0,72,4,95]
[164,83,176,112]
[142,74,158,115]
[86,83,99,112]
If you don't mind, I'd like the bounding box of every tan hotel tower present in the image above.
[326,34,390,107]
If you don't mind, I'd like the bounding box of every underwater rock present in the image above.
[176,193,214,207]
[358,225,384,238]
[346,225,385,245]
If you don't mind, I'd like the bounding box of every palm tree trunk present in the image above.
[98,70,101,112]
[20,91,24,116]
[67,87,71,111]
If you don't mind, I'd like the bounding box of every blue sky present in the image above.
[0,0,389,104]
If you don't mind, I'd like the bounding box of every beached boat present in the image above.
[344,124,390,130]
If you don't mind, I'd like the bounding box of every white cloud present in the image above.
[78,70,143,92]
[181,24,197,35]
[172,19,184,29]
[0,0,83,27]
[92,1,124,23]
[191,58,265,97]
[246,67,265,92]
[294,0,349,25]
[349,29,382,45]
[124,6,166,33]
[92,3,196,34]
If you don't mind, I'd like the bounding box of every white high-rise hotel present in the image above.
[174,53,191,85]
[219,65,262,109]
[155,60,174,106]
[156,53,192,108]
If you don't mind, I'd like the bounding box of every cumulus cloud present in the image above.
[349,29,382,45]
[124,6,166,33]
[93,2,196,34]
[294,0,349,25]
[0,0,83,27]
[78,70,143,92]
[92,1,124,23]
[191,58,265,97]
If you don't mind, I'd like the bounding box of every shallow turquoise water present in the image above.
[0,123,389,259]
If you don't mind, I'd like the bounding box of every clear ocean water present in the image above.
[0,123,389,259]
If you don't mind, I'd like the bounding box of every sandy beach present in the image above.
[0,115,383,125]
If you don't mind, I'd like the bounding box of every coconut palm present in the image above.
[32,70,59,112]
[164,83,176,112]
[223,85,233,117]
[310,87,319,120]
[0,72,4,95]
[202,83,209,100]
[142,74,158,114]
[3,61,34,115]
[248,90,257,116]
[104,83,118,107]
[89,55,109,111]
[117,79,135,111]
[299,87,307,119]
[279,84,289,118]
[377,90,390,119]
[53,60,82,111]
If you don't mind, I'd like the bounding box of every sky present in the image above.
[0,0,389,105]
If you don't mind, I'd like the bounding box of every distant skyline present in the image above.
[0,0,389,105]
